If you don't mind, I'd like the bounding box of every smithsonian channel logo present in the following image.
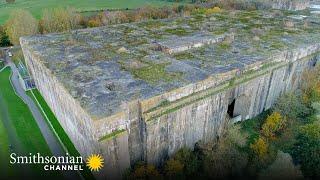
[9,153,104,172]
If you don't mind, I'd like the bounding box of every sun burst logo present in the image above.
[86,154,104,171]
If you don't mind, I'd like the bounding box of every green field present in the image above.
[0,114,10,175]
[0,67,61,179]
[27,89,95,180]
[0,0,185,24]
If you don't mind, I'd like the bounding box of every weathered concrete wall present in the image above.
[21,43,99,157]
[22,37,319,179]
[271,0,310,10]
[98,52,319,179]
[141,54,317,165]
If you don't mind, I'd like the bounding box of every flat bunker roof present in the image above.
[21,10,320,119]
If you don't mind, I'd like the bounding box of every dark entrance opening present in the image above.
[312,60,317,67]
[227,99,235,118]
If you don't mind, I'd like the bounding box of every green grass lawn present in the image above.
[0,0,187,24]
[27,89,95,180]
[0,115,10,175]
[0,67,61,179]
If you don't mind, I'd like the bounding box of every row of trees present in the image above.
[85,5,197,28]
[0,7,81,45]
[0,0,274,46]
[0,4,203,46]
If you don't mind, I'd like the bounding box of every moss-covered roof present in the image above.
[21,9,320,119]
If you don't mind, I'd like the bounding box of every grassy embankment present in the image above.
[0,67,61,179]
[0,114,10,174]
[26,89,95,180]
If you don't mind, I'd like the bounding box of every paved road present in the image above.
[5,55,80,180]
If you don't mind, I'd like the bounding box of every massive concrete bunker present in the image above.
[21,10,320,178]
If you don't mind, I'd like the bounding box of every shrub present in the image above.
[174,148,200,177]
[164,159,184,177]
[205,7,222,14]
[176,4,196,16]
[202,124,248,178]
[203,146,248,178]
[301,66,320,104]
[274,92,313,122]
[41,7,81,33]
[225,124,248,147]
[0,26,11,47]
[5,9,38,45]
[131,6,173,22]
[258,151,303,180]
[292,122,320,178]
[250,137,268,158]
[87,18,101,28]
[130,162,162,179]
[203,138,248,178]
[214,0,267,10]
[261,112,286,138]
[38,19,45,34]
[100,11,129,25]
